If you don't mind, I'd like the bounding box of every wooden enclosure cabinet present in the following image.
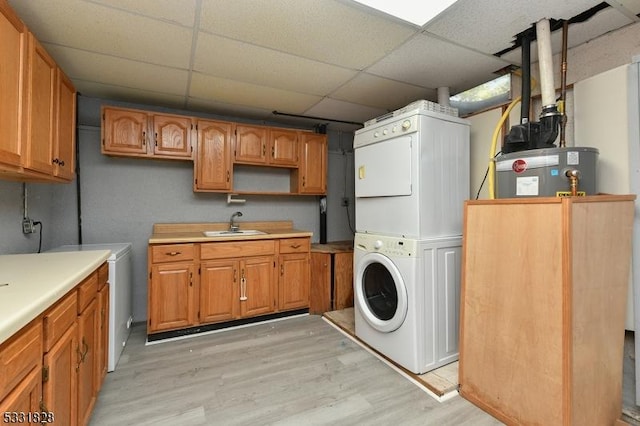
[459,195,636,426]
[234,125,299,168]
[309,241,354,314]
[102,107,193,160]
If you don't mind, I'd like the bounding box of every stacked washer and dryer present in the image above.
[353,100,470,375]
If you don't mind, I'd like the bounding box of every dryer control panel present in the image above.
[354,233,417,257]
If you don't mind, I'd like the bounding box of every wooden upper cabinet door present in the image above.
[102,107,149,155]
[151,114,192,159]
[195,120,232,191]
[54,69,76,180]
[0,3,26,168]
[235,125,267,164]
[269,129,298,167]
[299,133,327,194]
[25,32,56,175]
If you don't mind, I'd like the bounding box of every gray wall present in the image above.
[0,96,355,322]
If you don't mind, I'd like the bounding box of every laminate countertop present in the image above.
[149,221,312,244]
[0,250,110,344]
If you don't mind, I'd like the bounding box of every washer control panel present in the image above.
[354,233,417,257]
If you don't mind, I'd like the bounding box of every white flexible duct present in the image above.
[536,18,556,108]
[437,87,450,107]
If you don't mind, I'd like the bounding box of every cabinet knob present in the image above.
[166,251,181,256]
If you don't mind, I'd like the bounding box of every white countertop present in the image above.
[0,250,111,344]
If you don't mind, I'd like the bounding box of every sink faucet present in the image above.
[229,211,243,232]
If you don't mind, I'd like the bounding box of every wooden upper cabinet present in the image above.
[235,124,268,164]
[195,119,233,191]
[0,2,27,170]
[24,32,56,176]
[298,133,327,194]
[269,129,298,167]
[54,69,76,180]
[151,113,192,159]
[102,107,149,156]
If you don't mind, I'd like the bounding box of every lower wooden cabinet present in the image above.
[43,323,77,426]
[0,262,108,426]
[77,297,98,426]
[0,368,42,425]
[148,236,310,335]
[148,262,196,332]
[278,253,310,311]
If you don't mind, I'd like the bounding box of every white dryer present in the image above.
[354,100,470,239]
[353,232,461,374]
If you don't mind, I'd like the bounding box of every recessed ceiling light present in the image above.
[351,0,459,26]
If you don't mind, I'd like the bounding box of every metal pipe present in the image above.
[559,20,569,147]
[520,30,532,124]
[566,169,581,196]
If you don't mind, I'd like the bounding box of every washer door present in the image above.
[355,252,408,333]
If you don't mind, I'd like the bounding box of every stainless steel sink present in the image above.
[203,230,266,237]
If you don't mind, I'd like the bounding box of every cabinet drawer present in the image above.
[98,261,109,289]
[43,291,77,352]
[77,272,98,314]
[151,244,195,263]
[0,320,42,402]
[279,238,310,253]
[201,240,275,259]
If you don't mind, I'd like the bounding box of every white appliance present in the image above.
[353,100,470,239]
[353,232,461,374]
[49,243,133,372]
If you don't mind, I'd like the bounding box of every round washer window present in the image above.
[363,263,398,321]
[355,252,408,333]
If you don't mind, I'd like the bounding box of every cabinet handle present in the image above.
[81,337,89,361]
[226,171,230,182]
[189,271,193,287]
[59,160,65,167]
[302,176,306,187]
[240,278,247,301]
[155,132,158,146]
[142,131,146,146]
[271,146,275,158]
[280,264,284,276]
[262,144,266,156]
[290,244,301,249]
[166,251,181,256]
[52,158,59,164]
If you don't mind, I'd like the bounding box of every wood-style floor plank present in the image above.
[89,316,500,425]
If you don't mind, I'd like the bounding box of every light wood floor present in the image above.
[89,315,502,426]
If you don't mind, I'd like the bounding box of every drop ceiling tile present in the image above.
[425,0,608,55]
[193,32,357,95]
[73,80,187,109]
[331,73,436,110]
[367,33,514,94]
[189,73,322,113]
[304,98,387,124]
[198,0,416,69]
[186,98,274,122]
[86,0,197,27]
[45,44,189,96]
[9,0,193,68]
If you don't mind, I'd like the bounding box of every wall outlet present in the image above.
[341,197,349,207]
[22,218,35,234]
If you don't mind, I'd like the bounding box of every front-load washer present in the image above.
[353,232,461,374]
[354,100,470,239]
